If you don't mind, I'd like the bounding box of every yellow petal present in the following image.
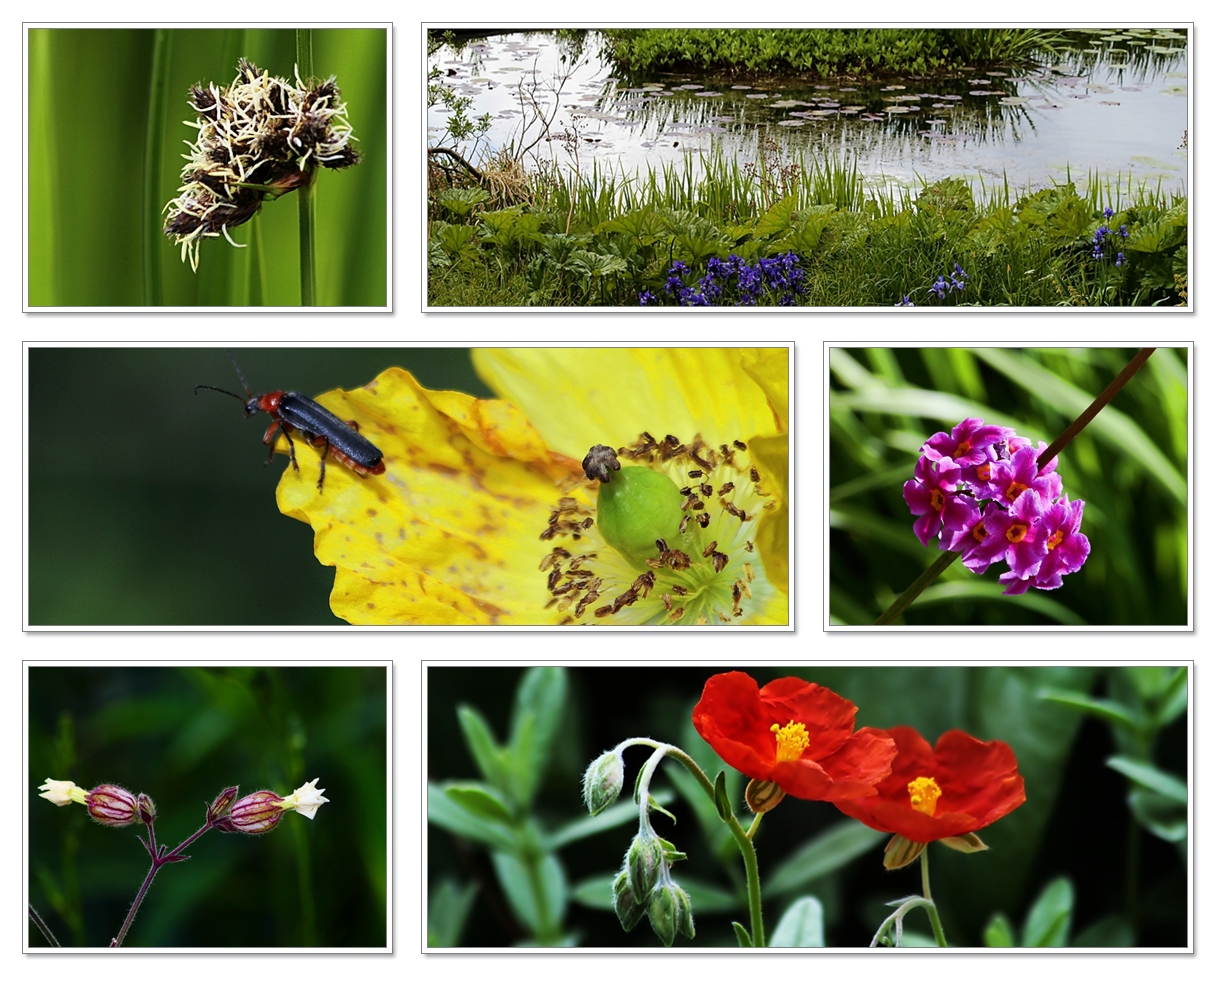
[472,348,783,460]
[740,347,789,431]
[273,368,581,625]
[747,432,789,595]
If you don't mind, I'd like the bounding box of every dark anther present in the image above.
[582,444,621,483]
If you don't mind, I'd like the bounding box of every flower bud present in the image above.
[137,792,157,825]
[612,868,646,932]
[208,786,239,823]
[647,881,693,947]
[582,750,624,816]
[222,790,286,835]
[85,785,139,827]
[626,832,665,897]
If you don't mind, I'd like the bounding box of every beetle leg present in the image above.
[276,424,299,472]
[316,438,330,492]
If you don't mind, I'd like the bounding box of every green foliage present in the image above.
[428,668,633,946]
[430,150,1186,306]
[769,896,824,947]
[1042,666,1187,845]
[830,348,1188,625]
[599,28,1067,78]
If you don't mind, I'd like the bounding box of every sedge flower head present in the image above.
[163,58,360,271]
[269,348,789,625]
[691,671,896,806]
[833,725,1025,846]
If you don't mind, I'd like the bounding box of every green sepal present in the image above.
[732,921,754,947]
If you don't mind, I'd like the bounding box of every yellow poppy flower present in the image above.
[272,348,789,625]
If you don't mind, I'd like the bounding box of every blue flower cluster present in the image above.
[927,262,968,301]
[1091,219,1128,265]
[640,253,806,307]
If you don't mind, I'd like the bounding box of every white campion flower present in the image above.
[279,778,329,819]
[38,778,87,807]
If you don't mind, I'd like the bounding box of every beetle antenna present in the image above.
[226,348,254,400]
[194,384,246,402]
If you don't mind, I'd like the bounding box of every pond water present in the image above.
[428,29,1188,197]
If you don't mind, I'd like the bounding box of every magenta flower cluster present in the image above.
[903,418,1091,595]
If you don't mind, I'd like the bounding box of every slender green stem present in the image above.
[919,849,949,947]
[28,903,60,946]
[143,29,171,306]
[622,739,766,946]
[725,810,766,946]
[875,347,1158,624]
[296,29,317,306]
[875,549,960,625]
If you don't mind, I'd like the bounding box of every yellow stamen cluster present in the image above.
[771,720,810,762]
[908,776,942,816]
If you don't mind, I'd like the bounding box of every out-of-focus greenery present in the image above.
[830,347,1188,625]
[28,28,386,306]
[427,665,1187,947]
[29,666,387,947]
[27,348,493,625]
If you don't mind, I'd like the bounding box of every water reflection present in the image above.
[428,29,1188,193]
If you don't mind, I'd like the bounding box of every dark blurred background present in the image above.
[829,347,1188,626]
[27,348,494,625]
[29,665,387,947]
[427,665,1187,948]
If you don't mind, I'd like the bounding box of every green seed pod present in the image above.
[597,466,688,569]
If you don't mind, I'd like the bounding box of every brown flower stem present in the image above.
[875,347,1157,625]
[1035,348,1156,470]
[109,819,215,947]
[28,903,60,946]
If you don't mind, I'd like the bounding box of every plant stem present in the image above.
[875,549,960,625]
[296,29,317,306]
[919,849,949,947]
[1034,347,1156,470]
[142,29,171,306]
[624,739,767,946]
[110,820,215,947]
[875,347,1158,624]
[28,903,61,946]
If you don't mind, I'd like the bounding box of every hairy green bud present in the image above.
[582,749,624,816]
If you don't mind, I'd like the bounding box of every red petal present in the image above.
[691,672,776,780]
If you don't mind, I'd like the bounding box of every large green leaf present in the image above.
[508,667,568,806]
[456,705,509,793]
[1107,757,1188,803]
[490,850,567,939]
[427,781,518,853]
[427,878,478,947]
[1022,877,1074,947]
[768,896,824,947]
